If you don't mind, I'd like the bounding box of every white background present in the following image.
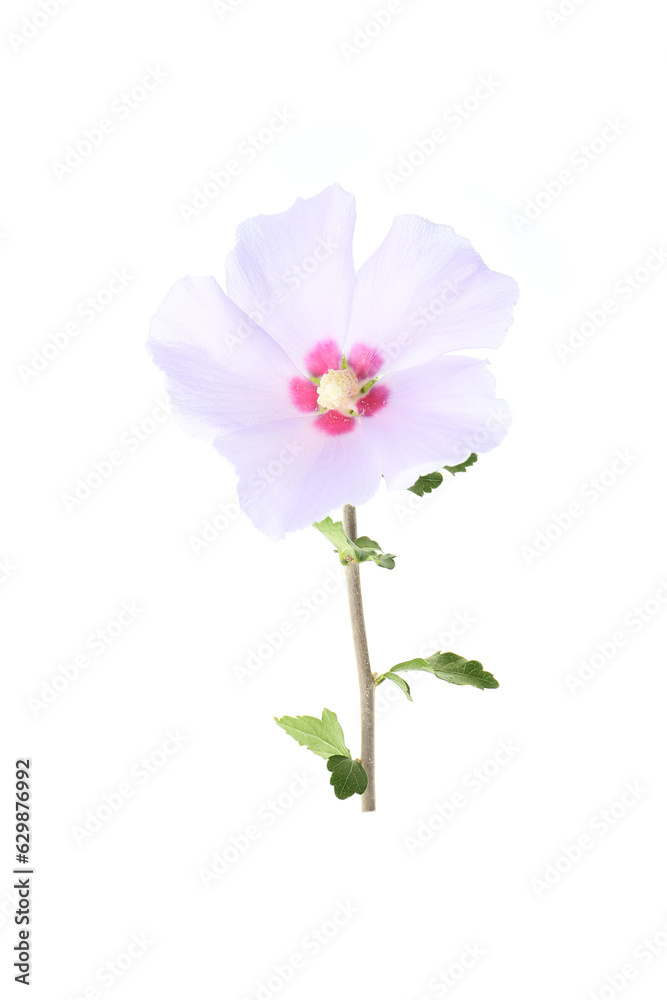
[2,0,667,998]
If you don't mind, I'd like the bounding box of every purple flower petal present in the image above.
[358,357,510,489]
[148,276,306,439]
[225,185,357,374]
[344,215,518,373]
[148,191,518,539]
[214,416,383,540]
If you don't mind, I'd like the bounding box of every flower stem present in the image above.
[342,503,376,813]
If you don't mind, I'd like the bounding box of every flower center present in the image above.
[317,368,360,414]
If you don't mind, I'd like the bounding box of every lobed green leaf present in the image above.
[327,756,369,800]
[313,517,396,569]
[444,453,478,475]
[407,453,478,496]
[407,471,443,496]
[379,651,499,692]
[274,708,350,759]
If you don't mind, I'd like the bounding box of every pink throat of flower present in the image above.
[290,340,389,436]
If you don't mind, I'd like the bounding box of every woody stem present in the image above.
[342,503,376,813]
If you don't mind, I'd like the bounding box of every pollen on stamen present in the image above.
[317,369,359,411]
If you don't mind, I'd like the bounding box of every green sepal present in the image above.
[327,756,369,800]
[313,517,396,569]
[407,453,478,496]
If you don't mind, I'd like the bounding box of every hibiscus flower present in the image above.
[148,185,518,539]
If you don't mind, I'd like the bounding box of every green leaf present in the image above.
[384,651,499,690]
[407,454,478,496]
[312,516,350,555]
[407,471,444,496]
[313,517,396,569]
[444,453,478,475]
[275,708,351,759]
[275,710,370,803]
[354,536,396,570]
[376,670,413,701]
[327,756,369,800]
